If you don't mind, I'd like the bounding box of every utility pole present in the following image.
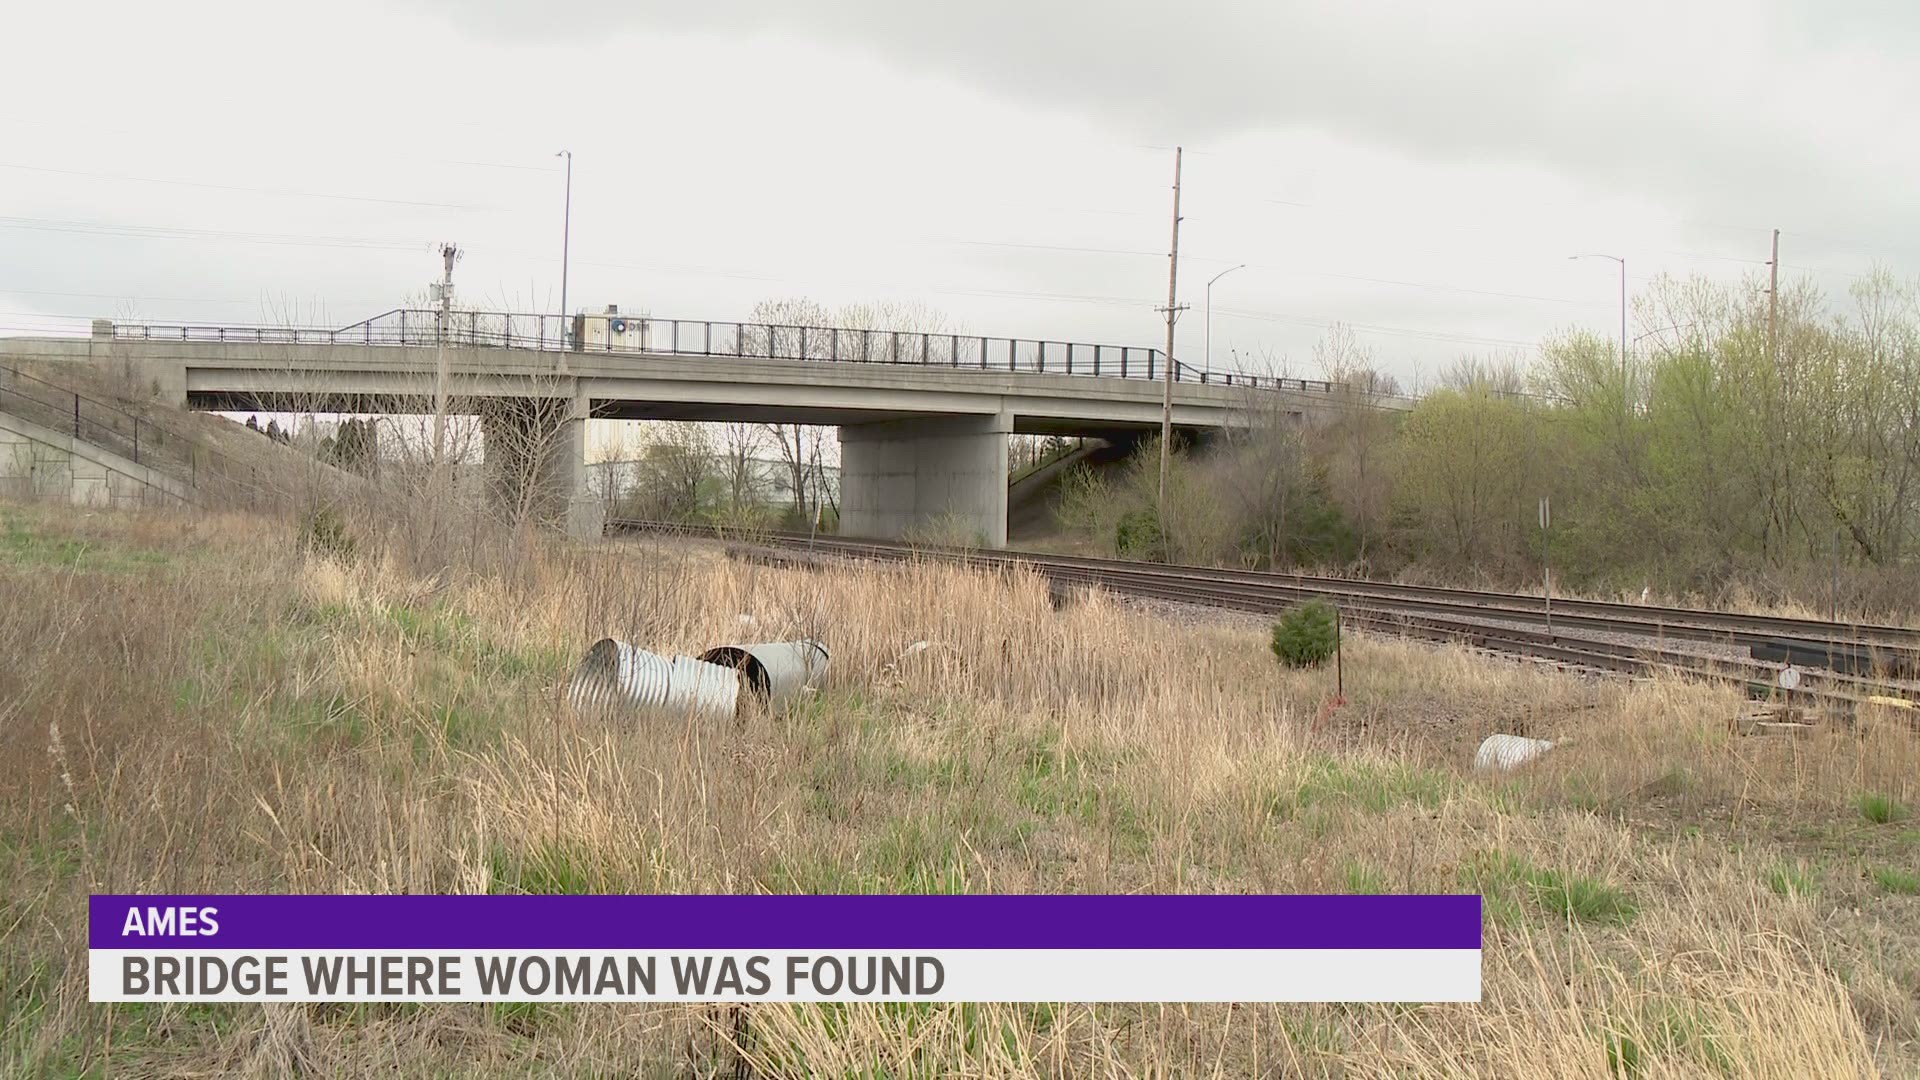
[556,150,573,346]
[1156,147,1189,543]
[432,243,458,478]
[1767,228,1780,369]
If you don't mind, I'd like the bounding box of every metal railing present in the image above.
[109,309,1346,395]
[0,365,275,508]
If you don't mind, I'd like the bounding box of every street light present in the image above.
[1570,253,1627,386]
[1205,263,1247,378]
[556,150,573,344]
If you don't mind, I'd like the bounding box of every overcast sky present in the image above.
[4,0,1916,388]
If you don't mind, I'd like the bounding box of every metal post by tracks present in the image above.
[1335,606,1343,699]
[1540,497,1552,636]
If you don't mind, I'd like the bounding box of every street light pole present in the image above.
[1571,253,1628,389]
[556,150,572,344]
[1205,263,1246,378]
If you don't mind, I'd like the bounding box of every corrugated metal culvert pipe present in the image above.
[1473,733,1555,770]
[697,641,831,707]
[564,638,740,720]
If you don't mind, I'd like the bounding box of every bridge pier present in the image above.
[838,413,1010,548]
[480,386,602,540]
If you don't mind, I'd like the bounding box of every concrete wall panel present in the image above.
[839,413,1010,548]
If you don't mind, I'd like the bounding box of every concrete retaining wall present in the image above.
[0,409,190,509]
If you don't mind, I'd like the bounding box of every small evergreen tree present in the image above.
[1271,600,1339,668]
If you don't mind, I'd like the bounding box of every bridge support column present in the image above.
[481,385,602,540]
[838,413,1009,548]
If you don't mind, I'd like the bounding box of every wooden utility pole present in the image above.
[1156,147,1188,542]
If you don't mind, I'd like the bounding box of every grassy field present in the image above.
[2,497,1917,1078]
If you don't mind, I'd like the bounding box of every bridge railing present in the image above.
[109,309,1344,394]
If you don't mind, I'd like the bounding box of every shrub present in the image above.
[1271,600,1339,668]
[1115,509,1162,560]
[298,505,356,561]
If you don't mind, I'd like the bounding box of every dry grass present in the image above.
[2,495,1917,1078]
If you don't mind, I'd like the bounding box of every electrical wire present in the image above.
[0,162,499,211]
[0,215,431,252]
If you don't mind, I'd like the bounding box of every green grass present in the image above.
[1342,862,1389,894]
[1605,1000,1736,1078]
[281,689,369,749]
[1527,865,1639,925]
[0,518,170,573]
[1857,793,1908,825]
[752,1001,1044,1078]
[1268,759,1457,822]
[1014,733,1152,854]
[1872,866,1920,895]
[488,842,625,895]
[386,603,568,681]
[1461,850,1637,926]
[1765,861,1820,899]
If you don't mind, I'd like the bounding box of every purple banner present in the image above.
[91,895,1481,950]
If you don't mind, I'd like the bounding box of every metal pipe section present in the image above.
[697,641,831,706]
[665,655,741,719]
[1473,734,1555,771]
[564,638,740,720]
[564,639,672,714]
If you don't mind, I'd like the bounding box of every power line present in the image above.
[0,162,499,211]
[0,115,561,177]
[1211,261,1602,307]
[943,239,1165,258]
[0,287,398,311]
[934,237,1610,307]
[1212,304,1542,350]
[0,215,431,252]
[0,288,254,304]
[1243,192,1894,281]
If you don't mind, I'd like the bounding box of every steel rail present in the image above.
[610,519,1920,702]
[610,519,1920,657]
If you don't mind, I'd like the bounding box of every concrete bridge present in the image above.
[6,309,1398,546]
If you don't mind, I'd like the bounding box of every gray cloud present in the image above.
[408,0,1920,247]
[6,0,1916,388]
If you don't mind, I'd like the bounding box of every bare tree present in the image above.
[1217,388,1315,568]
[746,298,833,521]
[745,296,961,526]
[590,427,637,517]
[634,422,716,521]
[1312,324,1402,560]
[717,422,766,512]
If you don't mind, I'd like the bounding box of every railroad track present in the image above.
[607,519,1920,710]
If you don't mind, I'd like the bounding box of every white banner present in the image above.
[92,948,1480,1003]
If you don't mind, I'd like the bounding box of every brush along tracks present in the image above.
[608,520,1920,719]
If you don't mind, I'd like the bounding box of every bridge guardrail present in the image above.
[108,309,1351,395]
